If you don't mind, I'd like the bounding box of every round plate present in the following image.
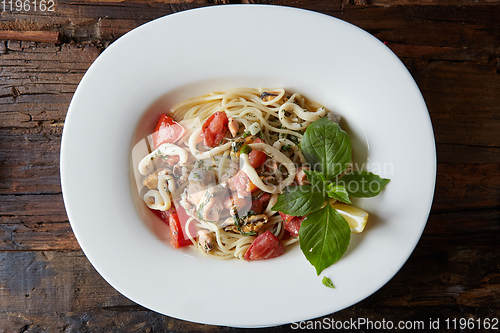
[61,5,436,328]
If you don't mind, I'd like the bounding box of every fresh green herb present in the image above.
[303,169,326,191]
[272,185,324,217]
[339,171,390,198]
[272,117,390,275]
[326,184,351,204]
[300,117,352,179]
[322,276,335,289]
[300,204,350,275]
[242,131,251,138]
[240,231,257,236]
[282,144,292,151]
[232,210,258,235]
[232,214,241,229]
[240,144,252,155]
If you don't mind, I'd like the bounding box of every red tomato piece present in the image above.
[285,216,305,237]
[278,212,294,223]
[279,212,305,237]
[150,208,169,223]
[249,150,267,169]
[202,111,229,147]
[168,208,195,248]
[250,192,271,215]
[150,206,195,248]
[175,204,197,241]
[152,114,186,149]
[244,231,285,261]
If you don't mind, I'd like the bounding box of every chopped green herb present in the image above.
[322,276,335,289]
[240,231,257,236]
[287,134,299,145]
[240,144,252,155]
[282,144,292,151]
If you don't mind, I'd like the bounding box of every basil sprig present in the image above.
[272,117,390,275]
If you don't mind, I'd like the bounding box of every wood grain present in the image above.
[0,1,499,332]
[0,31,60,44]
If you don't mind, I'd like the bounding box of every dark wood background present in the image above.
[0,0,498,332]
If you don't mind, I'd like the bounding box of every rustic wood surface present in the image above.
[1,0,499,332]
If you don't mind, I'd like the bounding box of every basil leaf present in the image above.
[299,204,351,275]
[339,171,390,198]
[300,117,352,179]
[272,185,324,216]
[326,184,351,204]
[322,276,335,289]
[303,169,326,192]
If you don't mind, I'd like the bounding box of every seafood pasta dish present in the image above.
[133,88,389,274]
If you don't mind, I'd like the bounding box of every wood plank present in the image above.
[369,246,500,308]
[436,144,500,164]
[0,251,130,313]
[0,132,63,194]
[0,194,67,223]
[433,163,500,212]
[0,222,79,251]
[413,60,500,148]
[0,31,60,44]
[424,208,500,248]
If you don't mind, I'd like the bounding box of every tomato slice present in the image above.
[150,206,195,248]
[168,210,193,248]
[202,111,229,147]
[250,192,271,215]
[279,212,305,237]
[152,114,186,149]
[244,231,285,261]
[249,150,267,168]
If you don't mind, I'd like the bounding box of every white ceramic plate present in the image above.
[61,5,436,328]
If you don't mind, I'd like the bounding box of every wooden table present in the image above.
[1,1,498,331]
